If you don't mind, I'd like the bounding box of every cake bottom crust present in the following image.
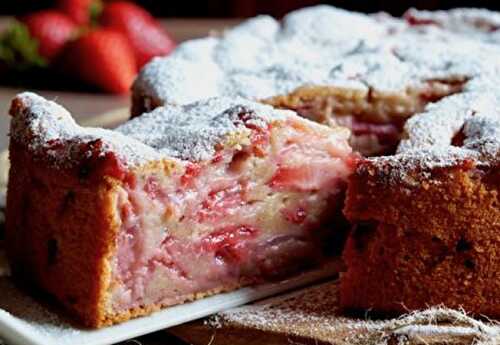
[101,282,243,327]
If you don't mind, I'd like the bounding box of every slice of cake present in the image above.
[5,92,355,327]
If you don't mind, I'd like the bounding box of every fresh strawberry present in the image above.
[59,28,137,94]
[19,10,77,62]
[100,1,176,68]
[0,21,47,71]
[57,0,102,26]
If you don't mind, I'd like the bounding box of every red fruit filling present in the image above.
[110,118,354,311]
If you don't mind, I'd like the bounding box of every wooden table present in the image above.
[0,18,242,152]
[0,17,240,345]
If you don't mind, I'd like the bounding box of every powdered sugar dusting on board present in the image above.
[206,280,500,344]
[9,93,291,168]
[0,277,82,344]
[208,280,362,342]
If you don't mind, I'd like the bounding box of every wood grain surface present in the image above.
[170,280,500,345]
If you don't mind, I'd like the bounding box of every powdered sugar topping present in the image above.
[405,7,500,43]
[133,6,500,100]
[368,83,500,182]
[116,97,290,161]
[133,5,500,181]
[10,93,291,168]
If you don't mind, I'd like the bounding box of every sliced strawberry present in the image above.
[211,152,224,164]
[201,225,259,263]
[197,184,244,222]
[58,28,137,94]
[201,225,258,251]
[403,11,439,26]
[76,139,127,181]
[349,119,400,140]
[144,176,167,200]
[234,110,271,157]
[180,163,201,187]
[269,163,340,192]
[100,1,176,68]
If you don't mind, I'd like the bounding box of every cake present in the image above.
[131,6,500,156]
[5,4,500,328]
[341,85,500,317]
[131,6,500,317]
[5,92,355,327]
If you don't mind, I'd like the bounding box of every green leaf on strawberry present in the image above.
[0,20,47,71]
[89,0,103,26]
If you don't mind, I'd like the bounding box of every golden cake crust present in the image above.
[341,159,500,316]
[6,142,119,327]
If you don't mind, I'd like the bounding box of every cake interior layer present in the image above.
[133,80,465,157]
[108,117,354,315]
[265,80,465,156]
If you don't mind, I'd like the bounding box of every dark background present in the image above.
[0,0,499,17]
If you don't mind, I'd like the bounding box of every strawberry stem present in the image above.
[89,0,103,27]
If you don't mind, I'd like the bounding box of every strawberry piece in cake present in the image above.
[404,8,500,36]
[5,92,355,327]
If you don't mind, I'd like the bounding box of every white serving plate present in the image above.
[0,263,340,345]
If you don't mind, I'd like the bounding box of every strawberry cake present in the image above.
[132,6,500,156]
[5,4,500,328]
[131,6,500,317]
[5,92,354,327]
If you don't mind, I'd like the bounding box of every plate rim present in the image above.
[0,262,341,345]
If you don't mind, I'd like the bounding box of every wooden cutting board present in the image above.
[170,279,500,345]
